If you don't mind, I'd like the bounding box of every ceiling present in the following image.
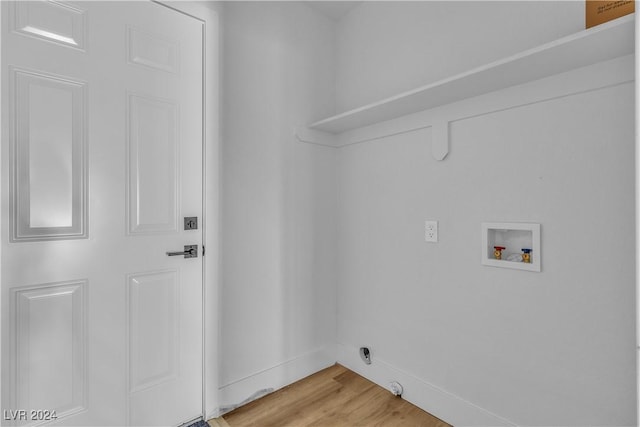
[306,1,362,21]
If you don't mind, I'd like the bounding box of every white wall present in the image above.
[334,1,584,112]
[219,1,337,409]
[219,1,636,425]
[332,3,636,425]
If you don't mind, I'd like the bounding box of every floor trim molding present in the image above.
[335,343,518,427]
[212,345,335,418]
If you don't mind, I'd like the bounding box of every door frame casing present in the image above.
[164,1,221,419]
[0,0,221,422]
[156,1,221,419]
[144,1,222,421]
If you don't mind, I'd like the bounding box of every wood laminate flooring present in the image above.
[215,364,452,427]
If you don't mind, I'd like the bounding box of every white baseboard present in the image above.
[209,342,517,426]
[335,342,518,427]
[210,345,335,418]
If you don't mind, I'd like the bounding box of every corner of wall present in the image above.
[335,343,517,427]
[214,345,336,418]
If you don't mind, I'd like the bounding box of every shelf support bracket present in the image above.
[432,120,449,161]
[294,127,340,148]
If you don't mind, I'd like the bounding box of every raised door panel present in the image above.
[10,68,87,241]
[127,26,179,74]
[10,1,86,50]
[127,93,179,235]
[127,270,179,393]
[10,281,87,426]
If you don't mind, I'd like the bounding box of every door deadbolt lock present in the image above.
[184,217,198,230]
[166,245,198,258]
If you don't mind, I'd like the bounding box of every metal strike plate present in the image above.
[184,217,198,230]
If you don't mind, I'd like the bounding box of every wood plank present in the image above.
[220,364,452,427]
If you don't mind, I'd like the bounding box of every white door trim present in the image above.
[1,2,4,412]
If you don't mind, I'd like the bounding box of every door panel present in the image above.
[2,2,204,426]
[127,27,179,74]
[10,281,87,421]
[10,1,86,50]
[127,270,178,393]
[127,93,178,234]
[11,68,86,241]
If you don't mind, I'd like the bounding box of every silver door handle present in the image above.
[166,245,198,258]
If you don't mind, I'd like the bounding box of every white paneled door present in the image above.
[1,1,204,426]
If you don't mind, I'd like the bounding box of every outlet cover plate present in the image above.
[425,220,438,243]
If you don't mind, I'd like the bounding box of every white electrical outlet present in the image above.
[425,220,438,242]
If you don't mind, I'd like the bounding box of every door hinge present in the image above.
[202,245,205,256]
